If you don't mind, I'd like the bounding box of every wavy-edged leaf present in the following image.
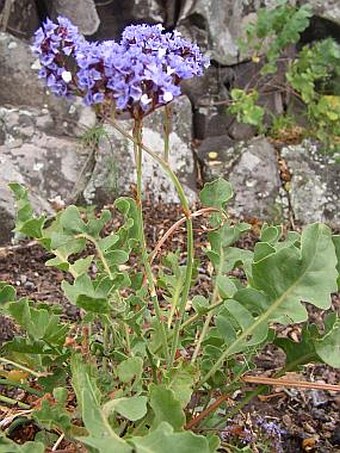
[315,314,340,368]
[199,178,233,209]
[8,299,67,345]
[131,422,211,453]
[71,355,131,452]
[0,438,45,453]
[9,183,46,238]
[333,235,340,289]
[103,396,148,421]
[149,384,185,431]
[201,223,338,383]
[0,282,16,305]
[252,223,337,323]
[216,299,269,355]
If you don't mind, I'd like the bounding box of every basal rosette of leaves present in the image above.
[32,17,209,118]
[0,18,339,453]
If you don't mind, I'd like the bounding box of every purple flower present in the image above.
[32,16,85,98]
[32,19,210,117]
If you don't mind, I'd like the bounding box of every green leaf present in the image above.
[71,355,131,453]
[315,314,340,368]
[98,234,120,252]
[192,295,210,314]
[8,183,46,238]
[275,325,319,371]
[8,299,67,345]
[62,273,94,305]
[69,256,94,277]
[76,294,110,313]
[216,275,237,299]
[86,209,111,237]
[200,223,338,384]
[117,357,143,383]
[149,384,185,431]
[165,366,196,408]
[333,235,340,288]
[0,438,45,453]
[103,396,148,421]
[131,422,211,453]
[199,178,233,209]
[19,217,45,239]
[252,223,338,323]
[260,223,282,244]
[216,299,268,354]
[105,249,130,266]
[0,282,16,305]
[33,397,71,432]
[60,205,87,234]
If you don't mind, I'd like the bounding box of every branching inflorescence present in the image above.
[32,17,209,118]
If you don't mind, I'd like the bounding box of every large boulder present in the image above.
[199,136,283,221]
[302,0,340,26]
[281,141,340,228]
[0,0,39,40]
[0,32,47,107]
[0,105,96,244]
[51,0,100,35]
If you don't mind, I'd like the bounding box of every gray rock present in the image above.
[130,0,165,23]
[178,0,240,65]
[0,32,46,107]
[0,0,39,40]
[200,136,282,221]
[302,0,340,26]
[84,96,197,205]
[0,106,92,244]
[281,141,340,227]
[0,31,98,135]
[52,0,100,35]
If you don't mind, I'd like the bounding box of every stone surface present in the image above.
[84,96,197,205]
[0,106,95,244]
[0,32,47,107]
[0,0,39,40]
[130,0,165,23]
[199,136,282,221]
[52,0,100,35]
[302,0,340,26]
[281,141,340,227]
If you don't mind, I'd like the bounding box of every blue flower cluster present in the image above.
[32,18,209,117]
[32,17,85,97]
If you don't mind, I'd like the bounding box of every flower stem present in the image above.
[108,117,194,366]
[163,104,172,162]
[191,283,221,364]
[132,118,169,362]
[0,357,45,378]
[0,393,30,409]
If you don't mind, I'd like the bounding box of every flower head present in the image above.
[32,18,210,117]
[32,16,85,97]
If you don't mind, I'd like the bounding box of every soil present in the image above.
[0,200,339,453]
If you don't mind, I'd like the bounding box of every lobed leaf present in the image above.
[131,422,210,453]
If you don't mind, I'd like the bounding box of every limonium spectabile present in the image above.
[32,17,209,119]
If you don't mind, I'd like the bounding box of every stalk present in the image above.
[108,117,195,366]
[190,286,220,364]
[163,104,172,162]
[132,118,169,362]
[0,394,30,409]
[0,357,45,378]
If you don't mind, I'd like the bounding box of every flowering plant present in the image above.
[32,17,209,117]
[0,17,339,453]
